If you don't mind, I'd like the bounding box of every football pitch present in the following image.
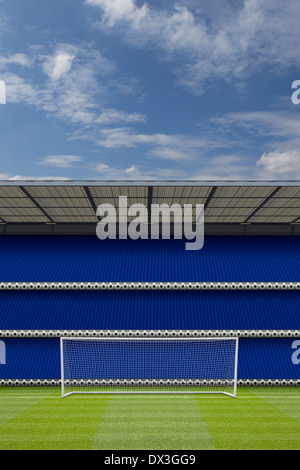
[0,387,299,450]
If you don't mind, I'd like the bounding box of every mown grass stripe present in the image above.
[0,387,299,450]
[0,387,55,427]
[0,389,110,450]
[92,395,214,450]
[251,388,300,423]
[195,388,300,450]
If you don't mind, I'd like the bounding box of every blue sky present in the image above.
[0,0,300,180]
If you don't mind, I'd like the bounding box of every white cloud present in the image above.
[148,147,193,161]
[95,127,224,152]
[214,111,300,138]
[43,51,75,81]
[96,162,110,172]
[87,0,146,26]
[125,164,139,176]
[95,161,145,179]
[189,154,252,180]
[95,108,146,124]
[3,43,141,128]
[38,45,111,124]
[40,155,83,168]
[95,127,173,148]
[86,126,228,166]
[10,53,32,66]
[94,161,187,179]
[92,155,253,180]
[4,73,38,105]
[9,175,70,181]
[86,0,300,93]
[208,109,300,178]
[257,150,300,176]
[0,53,32,70]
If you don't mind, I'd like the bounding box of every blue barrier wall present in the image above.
[0,235,299,380]
[0,290,299,331]
[0,338,299,380]
[0,235,299,282]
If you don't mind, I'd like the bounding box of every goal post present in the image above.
[60,337,239,397]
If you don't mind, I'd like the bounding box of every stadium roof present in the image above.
[0,180,299,235]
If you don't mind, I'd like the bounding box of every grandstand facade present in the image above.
[0,181,299,386]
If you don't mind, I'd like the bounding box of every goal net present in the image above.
[60,337,239,397]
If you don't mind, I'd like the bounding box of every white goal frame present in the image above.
[60,337,239,398]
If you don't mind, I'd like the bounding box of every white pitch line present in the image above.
[0,395,300,399]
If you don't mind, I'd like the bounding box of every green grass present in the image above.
[0,387,299,450]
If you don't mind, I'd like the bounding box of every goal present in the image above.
[60,337,239,397]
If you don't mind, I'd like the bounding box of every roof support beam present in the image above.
[147,186,153,224]
[19,186,54,222]
[243,186,282,223]
[83,186,100,221]
[204,186,217,209]
[147,186,153,236]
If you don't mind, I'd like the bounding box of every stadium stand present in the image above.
[0,181,299,387]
